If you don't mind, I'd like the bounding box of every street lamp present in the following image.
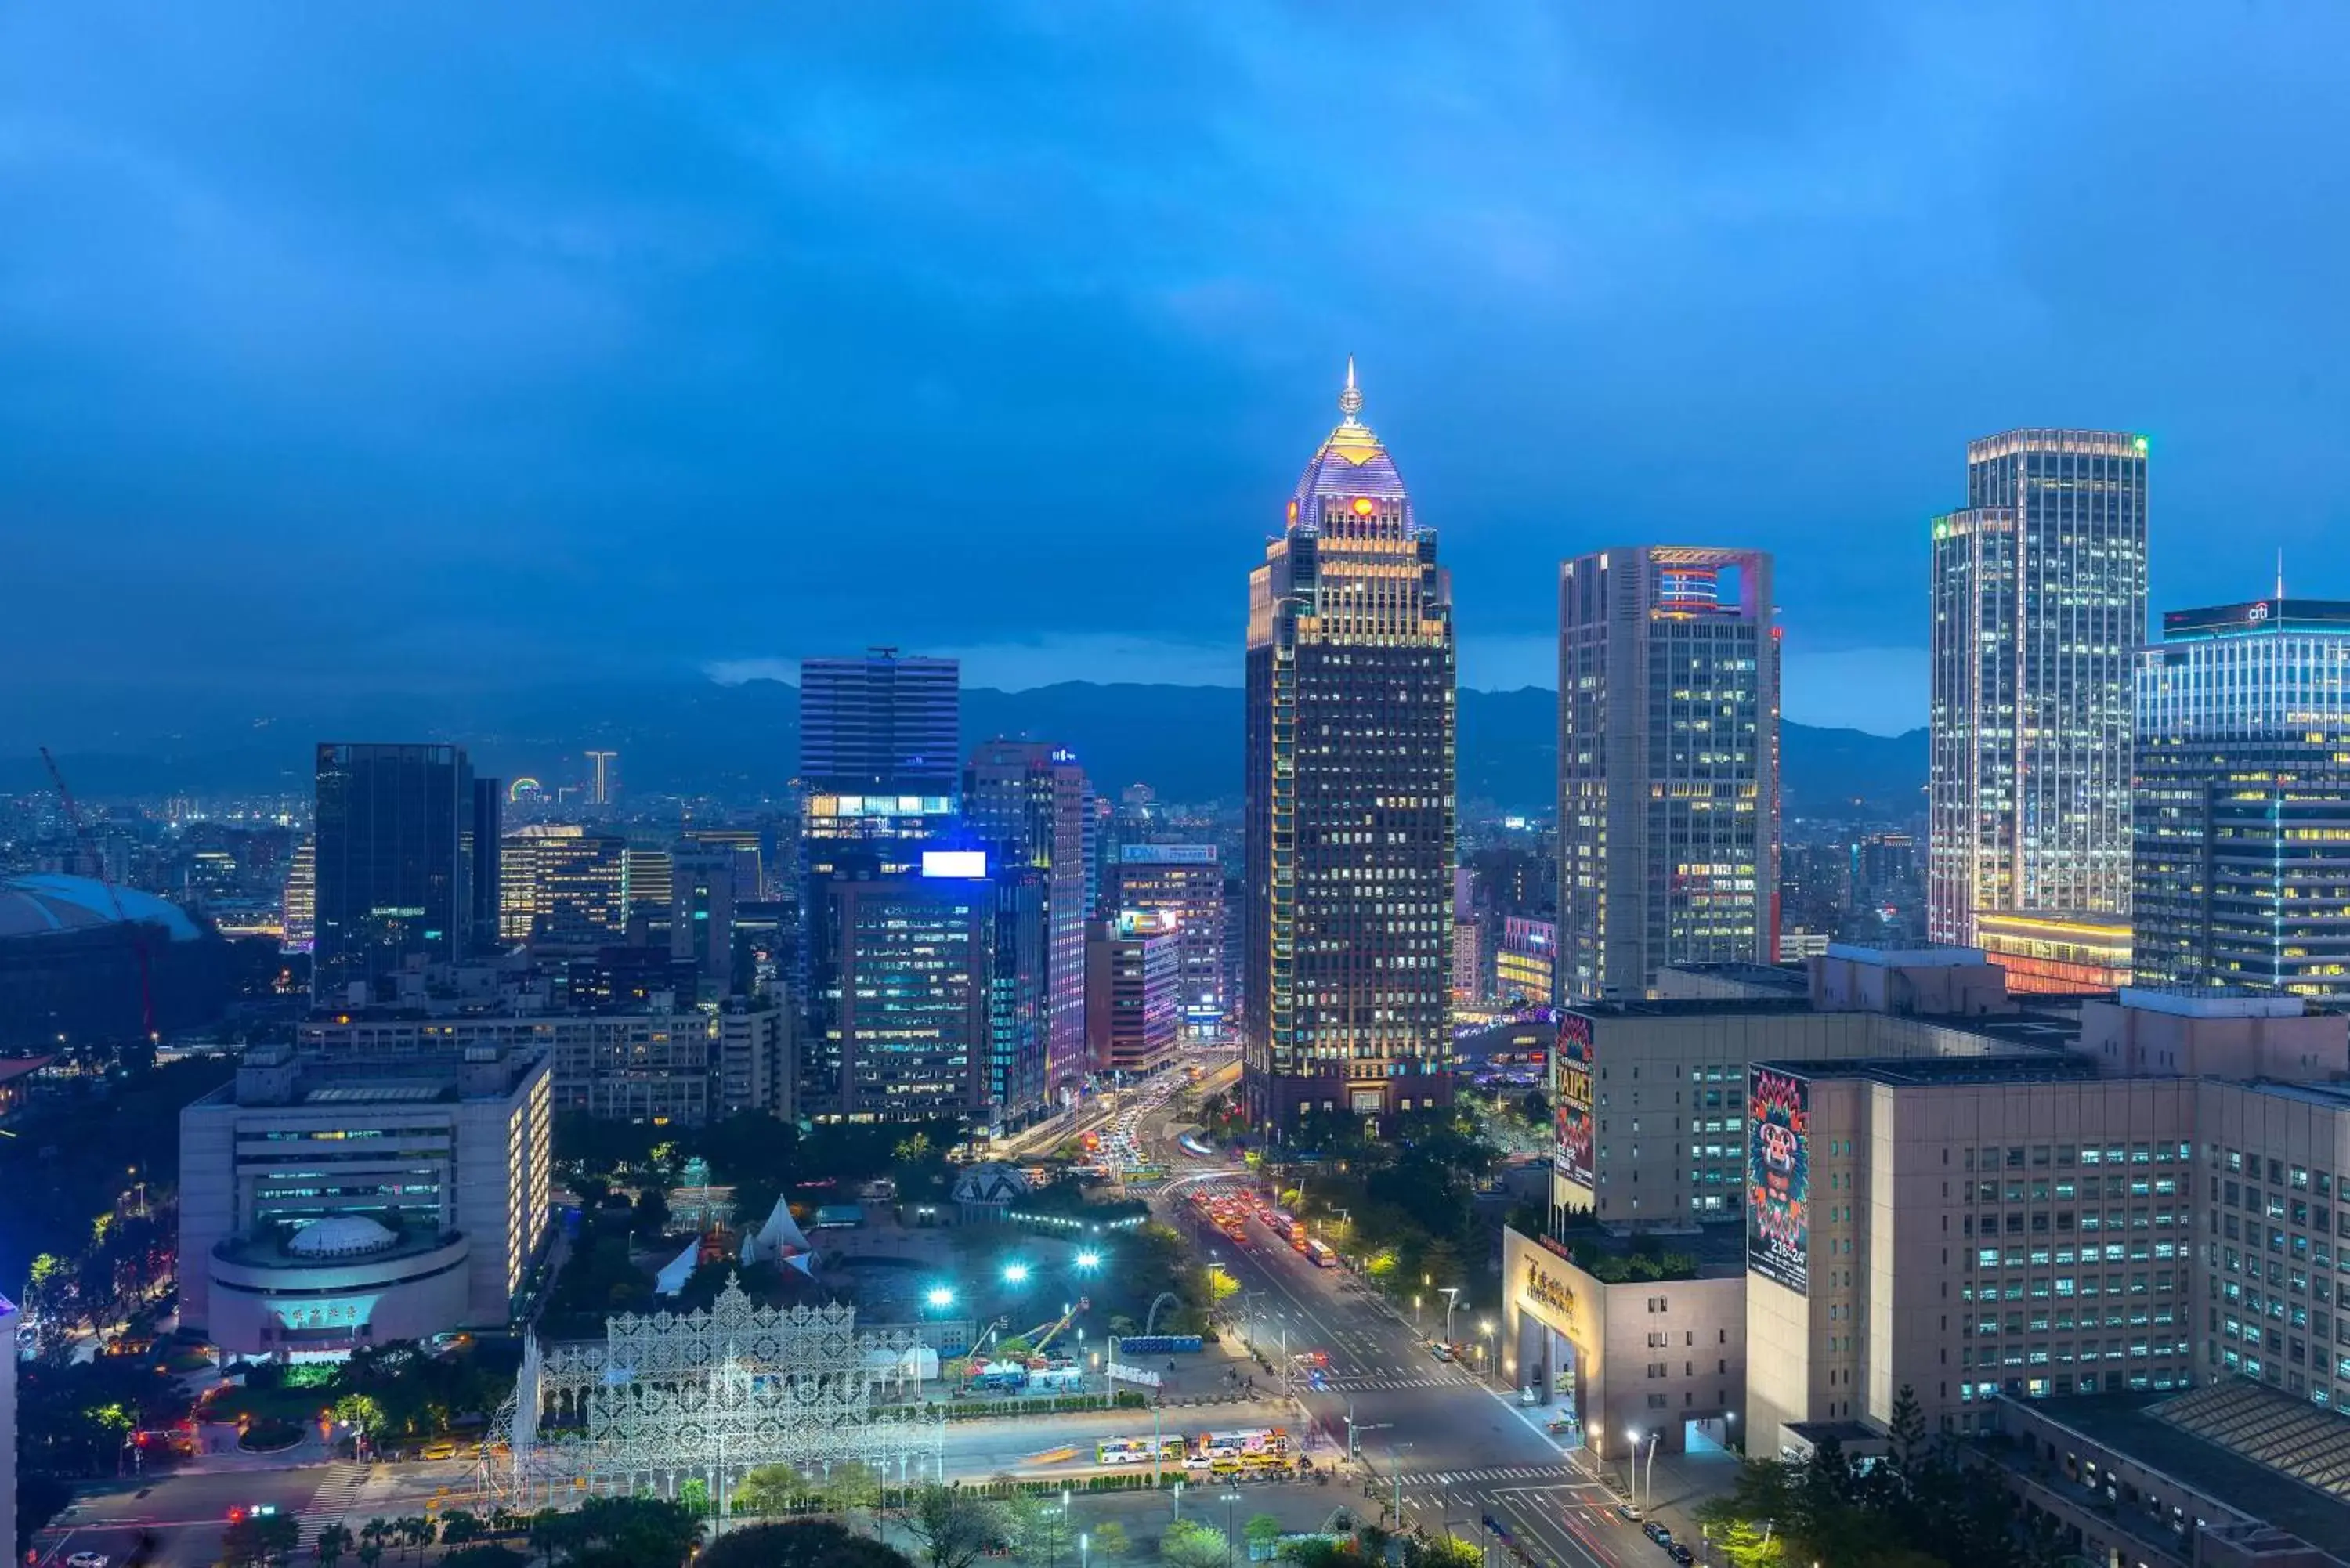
[1220,1491,1242,1568]
[1477,1318,1495,1376]
[1075,1249,1102,1272]
[1440,1286,1463,1347]
[926,1285,955,1310]
[1003,1262,1032,1285]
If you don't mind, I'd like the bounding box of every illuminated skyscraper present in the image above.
[964,740,1090,1095]
[1557,547,1781,999]
[2135,597,2350,997]
[281,836,316,956]
[583,750,618,807]
[1243,363,1455,1127]
[312,743,478,1004]
[1929,430,2147,945]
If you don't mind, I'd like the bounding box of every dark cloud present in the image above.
[3,1,2345,736]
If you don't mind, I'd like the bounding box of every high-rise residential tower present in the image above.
[964,740,1090,1095]
[312,743,478,1004]
[1929,430,2147,946]
[1556,547,1781,1001]
[1243,363,1456,1128]
[2135,597,2350,998]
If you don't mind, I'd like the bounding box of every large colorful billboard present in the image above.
[1746,1066,1810,1295]
[1553,1011,1596,1191]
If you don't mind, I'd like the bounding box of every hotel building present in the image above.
[1242,363,1456,1125]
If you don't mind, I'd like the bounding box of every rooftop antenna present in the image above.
[2276,547,2286,603]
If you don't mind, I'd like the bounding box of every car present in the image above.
[1429,1341,1455,1362]
[67,1554,110,1568]
[1643,1521,1672,1545]
[1670,1547,1694,1565]
[1615,1503,1644,1523]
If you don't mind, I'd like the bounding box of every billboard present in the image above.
[1553,1011,1596,1190]
[1746,1066,1810,1295]
[920,850,989,879]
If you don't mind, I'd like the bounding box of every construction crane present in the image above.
[39,746,155,1041]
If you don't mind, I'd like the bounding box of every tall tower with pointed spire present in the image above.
[1243,363,1457,1130]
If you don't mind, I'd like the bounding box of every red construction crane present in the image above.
[39,746,156,1041]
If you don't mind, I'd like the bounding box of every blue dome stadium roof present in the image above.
[0,875,204,943]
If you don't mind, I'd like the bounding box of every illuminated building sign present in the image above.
[1746,1067,1810,1295]
[1553,1011,1596,1190]
[1524,1262,1577,1327]
[920,851,989,880]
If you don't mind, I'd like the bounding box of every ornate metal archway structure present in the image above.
[488,1276,945,1508]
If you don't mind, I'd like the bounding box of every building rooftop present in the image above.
[1756,1053,2102,1089]
[2000,1383,2350,1559]
[1556,1223,1750,1281]
[1658,962,1811,995]
[2115,987,2305,1020]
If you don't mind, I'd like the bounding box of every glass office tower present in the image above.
[1243,363,1455,1129]
[312,742,476,1003]
[1557,547,1781,1000]
[2135,598,2350,998]
[1929,430,2147,945]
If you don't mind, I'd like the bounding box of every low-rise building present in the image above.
[179,1042,551,1357]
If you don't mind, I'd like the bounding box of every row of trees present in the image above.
[1697,1387,2063,1568]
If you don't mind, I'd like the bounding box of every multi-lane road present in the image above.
[1138,1114,1653,1566]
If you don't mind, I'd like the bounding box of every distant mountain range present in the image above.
[3,680,1925,818]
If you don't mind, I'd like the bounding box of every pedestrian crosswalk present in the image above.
[300,1463,371,1545]
[1324,1371,1480,1392]
[1400,1464,1577,1487]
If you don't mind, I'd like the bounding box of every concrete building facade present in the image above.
[179,1042,552,1356]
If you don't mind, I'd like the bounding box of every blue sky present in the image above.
[6,2,2347,737]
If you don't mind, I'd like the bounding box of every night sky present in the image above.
[7,3,2346,738]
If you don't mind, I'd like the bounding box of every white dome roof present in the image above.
[287,1216,399,1258]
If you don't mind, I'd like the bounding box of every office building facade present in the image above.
[810,851,994,1123]
[312,743,479,1004]
[1557,547,1781,1001]
[2135,598,2350,999]
[1243,363,1456,1125]
[1112,844,1227,1036]
[1929,429,2147,946]
[964,740,1091,1093]
[798,651,960,797]
[500,825,630,945]
[1086,909,1182,1076]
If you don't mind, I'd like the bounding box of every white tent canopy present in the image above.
[743,1194,813,1266]
[653,1240,700,1297]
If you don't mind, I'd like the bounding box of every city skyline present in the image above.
[13,6,2350,741]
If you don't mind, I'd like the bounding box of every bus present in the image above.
[1097,1435,1186,1465]
[1303,1238,1337,1268]
[1268,1211,1298,1240]
[1186,1428,1288,1466]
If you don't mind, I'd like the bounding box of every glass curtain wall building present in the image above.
[312,742,477,1003]
[1929,431,2147,946]
[1557,547,1781,1001]
[2135,598,2350,998]
[1242,363,1456,1129]
[963,740,1091,1101]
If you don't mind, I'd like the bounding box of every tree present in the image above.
[332,1393,386,1452]
[902,1484,1004,1568]
[698,1520,913,1568]
[316,1523,356,1568]
[1086,1521,1130,1562]
[1159,1520,1229,1568]
[223,1511,302,1567]
[441,1550,529,1568]
[822,1460,885,1524]
[1401,1537,1482,1568]
[1246,1513,1285,1555]
[441,1510,487,1550]
[737,1463,811,1518]
[1004,1494,1076,1565]
[533,1496,703,1568]
[396,1515,436,1559]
